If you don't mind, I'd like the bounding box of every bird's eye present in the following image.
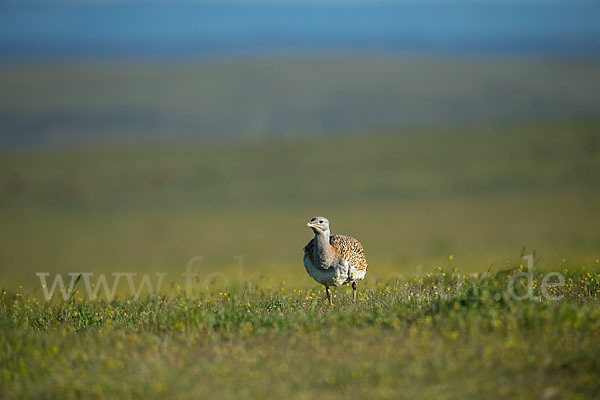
[319,220,324,223]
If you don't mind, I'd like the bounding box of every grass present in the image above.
[1,264,599,399]
[0,56,599,397]
[0,120,599,290]
[2,56,600,147]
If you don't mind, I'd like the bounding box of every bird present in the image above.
[303,216,368,305]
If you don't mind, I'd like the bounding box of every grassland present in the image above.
[2,57,600,147]
[1,265,599,399]
[1,120,598,291]
[1,56,599,398]
[1,118,599,397]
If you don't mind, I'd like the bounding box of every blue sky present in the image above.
[1,1,599,60]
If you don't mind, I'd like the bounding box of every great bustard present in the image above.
[303,216,368,305]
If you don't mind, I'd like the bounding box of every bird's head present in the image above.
[306,216,330,233]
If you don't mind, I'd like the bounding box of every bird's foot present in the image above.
[326,286,334,306]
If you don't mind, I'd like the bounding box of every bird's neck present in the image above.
[314,229,335,262]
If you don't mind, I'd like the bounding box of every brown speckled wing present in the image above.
[330,234,368,271]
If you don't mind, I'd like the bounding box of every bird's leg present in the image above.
[352,281,357,303]
[325,286,333,306]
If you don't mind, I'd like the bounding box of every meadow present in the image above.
[1,56,599,398]
[2,57,600,147]
[1,119,599,398]
[0,119,599,290]
[1,265,599,399]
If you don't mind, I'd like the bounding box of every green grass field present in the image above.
[1,56,599,398]
[1,119,599,398]
[1,120,598,291]
[2,57,600,147]
[2,266,599,399]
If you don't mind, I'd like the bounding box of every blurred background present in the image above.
[0,0,599,291]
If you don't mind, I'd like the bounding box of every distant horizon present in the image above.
[1,1,599,61]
